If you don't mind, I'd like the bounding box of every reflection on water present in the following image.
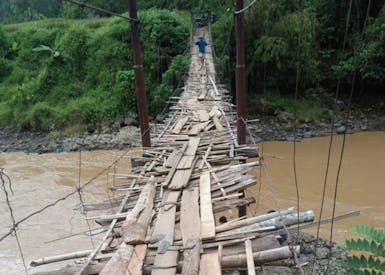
[0,132,384,274]
[248,131,385,244]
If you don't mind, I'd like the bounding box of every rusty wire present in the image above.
[0,168,29,274]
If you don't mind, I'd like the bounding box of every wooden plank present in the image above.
[197,110,209,122]
[199,172,215,239]
[189,122,209,135]
[126,244,147,275]
[100,177,156,275]
[150,190,180,246]
[122,177,156,244]
[168,165,195,190]
[245,239,256,275]
[151,250,178,275]
[177,155,195,170]
[199,252,222,275]
[180,187,201,275]
[165,149,181,168]
[185,137,200,155]
[209,106,221,118]
[198,88,207,101]
[172,117,189,134]
[163,148,185,187]
[212,115,224,131]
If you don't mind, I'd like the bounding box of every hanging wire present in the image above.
[76,145,95,248]
[62,0,136,21]
[291,0,305,240]
[0,169,29,275]
[0,148,132,243]
[312,0,356,273]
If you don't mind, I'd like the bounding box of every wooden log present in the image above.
[30,250,92,267]
[31,263,104,275]
[221,246,300,268]
[215,208,294,233]
[199,172,215,240]
[227,211,314,234]
[204,236,280,255]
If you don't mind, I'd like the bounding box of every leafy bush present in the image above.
[341,225,385,275]
[0,10,189,131]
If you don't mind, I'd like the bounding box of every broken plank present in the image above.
[199,172,215,239]
[212,115,224,131]
[126,244,147,275]
[172,117,189,134]
[189,122,209,136]
[122,177,156,244]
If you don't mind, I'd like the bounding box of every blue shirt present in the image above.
[195,40,207,53]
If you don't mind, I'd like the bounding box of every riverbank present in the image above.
[0,125,141,154]
[1,106,384,153]
[247,107,385,143]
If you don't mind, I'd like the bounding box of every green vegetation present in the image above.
[1,1,385,130]
[341,225,385,274]
[212,0,385,119]
[0,10,189,131]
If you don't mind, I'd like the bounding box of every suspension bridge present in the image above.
[16,26,321,275]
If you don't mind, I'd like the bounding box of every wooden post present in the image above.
[127,0,151,147]
[235,0,247,145]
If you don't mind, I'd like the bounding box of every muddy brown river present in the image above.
[1,132,384,274]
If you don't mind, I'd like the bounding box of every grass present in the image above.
[248,92,332,122]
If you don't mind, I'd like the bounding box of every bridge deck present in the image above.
[33,28,314,275]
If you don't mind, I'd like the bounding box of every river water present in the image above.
[0,132,384,274]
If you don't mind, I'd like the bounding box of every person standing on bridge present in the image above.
[195,36,207,66]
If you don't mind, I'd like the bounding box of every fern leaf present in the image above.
[352,225,385,244]
[346,239,385,257]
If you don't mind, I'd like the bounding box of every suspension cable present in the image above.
[234,0,258,15]
[62,0,137,21]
